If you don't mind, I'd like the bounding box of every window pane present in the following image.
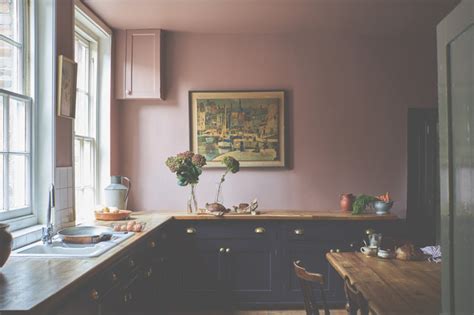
[75,91,89,136]
[0,96,3,150]
[0,154,3,210]
[9,97,26,152]
[75,37,89,92]
[74,138,81,187]
[0,0,21,42]
[83,140,92,186]
[8,154,28,209]
[0,40,20,93]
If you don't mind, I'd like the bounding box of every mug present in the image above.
[360,246,378,257]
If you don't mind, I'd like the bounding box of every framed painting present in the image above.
[57,55,77,119]
[189,90,287,168]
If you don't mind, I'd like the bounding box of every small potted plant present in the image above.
[166,151,206,213]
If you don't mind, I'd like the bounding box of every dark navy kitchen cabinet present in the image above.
[171,219,403,309]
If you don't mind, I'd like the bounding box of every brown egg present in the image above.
[120,224,128,231]
[113,225,121,232]
[133,224,142,232]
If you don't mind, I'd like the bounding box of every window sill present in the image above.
[11,224,43,250]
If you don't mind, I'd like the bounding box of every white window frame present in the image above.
[0,90,32,221]
[74,23,99,222]
[0,0,35,225]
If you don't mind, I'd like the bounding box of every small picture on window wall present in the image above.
[189,90,287,168]
[57,55,77,119]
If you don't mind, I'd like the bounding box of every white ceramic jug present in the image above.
[104,176,131,210]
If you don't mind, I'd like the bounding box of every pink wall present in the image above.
[56,0,74,167]
[114,32,438,217]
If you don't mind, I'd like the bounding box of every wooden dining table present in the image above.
[326,252,441,315]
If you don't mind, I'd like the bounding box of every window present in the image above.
[74,26,97,222]
[0,0,32,221]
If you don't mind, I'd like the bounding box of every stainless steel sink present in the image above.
[12,232,134,258]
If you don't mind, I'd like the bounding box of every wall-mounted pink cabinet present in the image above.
[115,29,163,100]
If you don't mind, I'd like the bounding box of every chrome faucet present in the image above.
[42,184,55,245]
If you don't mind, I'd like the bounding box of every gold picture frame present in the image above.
[189,90,287,168]
[57,55,77,119]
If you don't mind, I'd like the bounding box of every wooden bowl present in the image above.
[95,210,132,221]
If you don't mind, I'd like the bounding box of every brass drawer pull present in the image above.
[111,272,118,282]
[336,249,341,253]
[226,248,231,254]
[145,267,153,278]
[219,247,225,253]
[255,227,265,234]
[186,227,196,234]
[129,259,135,267]
[294,229,304,235]
[90,289,100,301]
[149,240,157,248]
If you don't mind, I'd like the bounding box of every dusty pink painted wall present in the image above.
[114,32,438,217]
[56,0,74,167]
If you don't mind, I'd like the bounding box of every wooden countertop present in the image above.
[167,210,399,221]
[326,252,441,315]
[0,211,399,313]
[0,213,173,314]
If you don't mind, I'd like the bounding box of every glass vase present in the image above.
[187,184,198,213]
[215,181,224,204]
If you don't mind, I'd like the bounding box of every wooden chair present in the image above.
[344,276,369,315]
[293,260,330,315]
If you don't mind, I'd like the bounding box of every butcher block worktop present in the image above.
[0,211,399,313]
[169,210,399,221]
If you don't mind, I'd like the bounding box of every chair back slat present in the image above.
[293,260,330,315]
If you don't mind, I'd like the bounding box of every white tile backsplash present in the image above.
[55,167,75,229]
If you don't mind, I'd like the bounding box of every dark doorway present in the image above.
[406,108,439,246]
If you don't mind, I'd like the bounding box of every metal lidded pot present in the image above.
[104,176,131,210]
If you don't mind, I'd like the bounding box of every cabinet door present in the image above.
[178,240,224,296]
[223,240,275,304]
[121,29,162,99]
[282,242,346,306]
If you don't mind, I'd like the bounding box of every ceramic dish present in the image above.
[95,210,132,221]
[377,249,395,259]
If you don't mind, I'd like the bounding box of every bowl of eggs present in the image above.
[112,221,146,233]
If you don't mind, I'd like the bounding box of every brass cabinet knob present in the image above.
[149,240,157,248]
[294,229,304,235]
[129,259,135,267]
[186,227,196,234]
[330,249,334,253]
[226,248,231,253]
[90,289,100,301]
[128,292,133,301]
[123,293,128,303]
[336,249,341,253]
[365,228,375,235]
[111,273,118,282]
[145,267,153,278]
[255,227,266,234]
[219,247,225,253]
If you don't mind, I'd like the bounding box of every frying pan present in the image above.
[57,226,113,244]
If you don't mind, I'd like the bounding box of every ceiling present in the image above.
[83,0,459,35]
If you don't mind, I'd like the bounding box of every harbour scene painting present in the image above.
[190,91,286,167]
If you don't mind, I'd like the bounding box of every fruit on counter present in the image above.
[376,192,391,203]
[95,205,120,214]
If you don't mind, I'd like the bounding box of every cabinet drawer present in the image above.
[285,222,346,241]
[179,221,274,240]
